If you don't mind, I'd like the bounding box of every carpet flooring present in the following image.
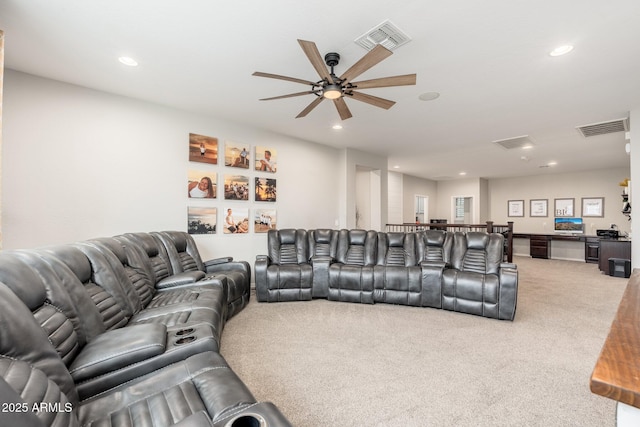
[220,256,628,426]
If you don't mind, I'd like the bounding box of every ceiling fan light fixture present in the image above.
[323,84,343,99]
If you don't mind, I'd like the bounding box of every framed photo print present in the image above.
[529,199,548,217]
[187,207,217,234]
[582,197,604,217]
[554,198,574,217]
[255,146,277,173]
[188,133,218,164]
[187,170,216,199]
[255,177,277,202]
[508,200,524,217]
[223,207,249,234]
[254,209,277,233]
[224,175,249,200]
[225,142,250,169]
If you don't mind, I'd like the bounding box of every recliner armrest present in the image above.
[419,261,448,308]
[500,262,517,270]
[419,260,448,269]
[205,257,234,267]
[69,324,166,383]
[156,271,207,289]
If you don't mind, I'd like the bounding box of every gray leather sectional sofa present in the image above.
[255,229,518,321]
[0,231,292,427]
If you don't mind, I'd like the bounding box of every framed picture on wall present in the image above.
[254,209,277,233]
[582,197,604,217]
[508,200,524,217]
[188,133,218,164]
[187,207,217,234]
[225,142,250,169]
[224,175,249,200]
[530,199,548,217]
[223,207,249,234]
[187,170,216,199]
[254,146,277,173]
[554,198,574,217]
[255,177,277,202]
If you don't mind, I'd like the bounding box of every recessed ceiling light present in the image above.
[549,45,573,57]
[118,56,138,67]
[419,92,440,101]
[547,161,558,166]
[459,171,467,176]
[393,165,400,169]
[522,144,533,150]
[332,124,343,130]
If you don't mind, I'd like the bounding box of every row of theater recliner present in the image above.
[255,229,518,321]
[0,231,292,427]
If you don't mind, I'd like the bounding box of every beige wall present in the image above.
[488,168,631,235]
[2,70,342,263]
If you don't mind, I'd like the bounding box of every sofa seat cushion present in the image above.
[261,264,313,302]
[373,265,422,306]
[156,271,207,289]
[442,270,500,318]
[147,285,221,309]
[69,324,166,384]
[328,265,374,304]
[128,286,226,334]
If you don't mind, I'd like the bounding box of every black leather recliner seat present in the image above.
[0,231,292,427]
[255,228,518,321]
[119,232,251,319]
[0,281,288,427]
[255,229,313,302]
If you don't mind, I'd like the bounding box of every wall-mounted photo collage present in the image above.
[187,133,277,235]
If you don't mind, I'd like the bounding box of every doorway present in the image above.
[452,196,473,224]
[415,195,429,223]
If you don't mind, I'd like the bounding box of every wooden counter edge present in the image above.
[590,268,640,408]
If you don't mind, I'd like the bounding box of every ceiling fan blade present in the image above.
[297,39,334,83]
[346,91,396,110]
[333,97,353,120]
[296,96,324,118]
[252,71,316,86]
[350,73,417,89]
[259,91,318,101]
[339,44,393,85]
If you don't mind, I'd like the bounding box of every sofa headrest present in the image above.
[278,229,298,245]
[126,233,159,257]
[313,229,333,244]
[424,230,446,246]
[348,229,368,245]
[387,232,406,247]
[466,232,490,249]
[165,231,188,252]
[41,245,93,284]
[0,253,47,311]
[89,237,128,264]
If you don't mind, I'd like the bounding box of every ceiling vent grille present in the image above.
[576,118,629,138]
[492,135,535,150]
[354,20,412,51]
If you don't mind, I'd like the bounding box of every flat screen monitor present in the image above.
[554,217,583,233]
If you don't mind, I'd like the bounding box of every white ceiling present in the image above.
[1,0,638,180]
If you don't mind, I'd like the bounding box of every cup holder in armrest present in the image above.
[174,335,197,345]
[225,413,267,427]
[175,328,195,336]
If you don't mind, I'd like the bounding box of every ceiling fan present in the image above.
[253,39,417,120]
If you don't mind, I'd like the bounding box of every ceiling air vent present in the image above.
[354,20,412,51]
[492,135,535,150]
[576,118,629,138]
